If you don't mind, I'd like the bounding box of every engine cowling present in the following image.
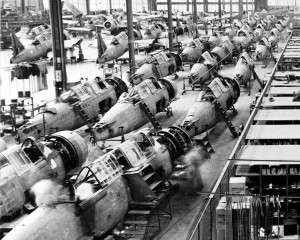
[159,78,177,100]
[133,29,142,40]
[157,126,192,158]
[45,131,88,173]
[0,138,7,152]
[106,77,128,98]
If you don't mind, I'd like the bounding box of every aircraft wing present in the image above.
[66,27,93,33]
[204,15,220,22]
[137,15,166,21]
[63,20,79,25]
[220,13,239,20]
[134,38,156,48]
[64,39,83,49]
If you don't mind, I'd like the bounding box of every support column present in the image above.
[49,0,67,98]
[126,0,136,74]
[86,0,90,14]
[21,0,25,13]
[246,0,248,20]
[39,0,44,11]
[218,0,222,18]
[153,0,157,11]
[193,0,198,38]
[187,0,189,12]
[167,0,173,51]
[238,0,243,21]
[204,0,208,13]
[230,0,232,23]
[109,0,112,14]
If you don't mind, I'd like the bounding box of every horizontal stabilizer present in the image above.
[97,32,107,58]
[11,33,24,56]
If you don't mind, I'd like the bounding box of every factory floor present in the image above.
[0,36,277,239]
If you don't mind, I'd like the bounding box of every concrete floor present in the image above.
[0,35,277,239]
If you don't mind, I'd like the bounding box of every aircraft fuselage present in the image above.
[10,40,52,64]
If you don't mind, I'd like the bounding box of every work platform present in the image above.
[254,109,300,121]
[191,30,300,240]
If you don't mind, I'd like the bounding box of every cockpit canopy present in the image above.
[75,139,148,196]
[119,78,161,104]
[188,38,202,48]
[148,51,169,64]
[111,31,128,45]
[259,37,270,47]
[59,79,105,103]
[239,52,252,65]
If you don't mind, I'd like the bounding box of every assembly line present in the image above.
[0,2,297,240]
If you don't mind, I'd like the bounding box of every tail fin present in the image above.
[11,33,24,57]
[97,32,107,58]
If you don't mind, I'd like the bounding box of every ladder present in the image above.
[213,100,239,138]
[121,165,171,240]
[193,132,215,154]
[139,102,162,131]
[72,102,93,128]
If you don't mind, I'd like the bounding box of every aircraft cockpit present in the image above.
[111,38,119,45]
[74,153,123,202]
[0,138,46,176]
[188,40,196,48]
[32,32,51,45]
[200,51,217,66]
[71,83,92,101]
[149,51,169,65]
[237,29,247,37]
[130,131,155,151]
[144,28,152,36]
[199,87,215,102]
[259,37,270,47]
[212,30,220,37]
[195,91,205,102]
[20,137,45,164]
[31,25,46,36]
[207,77,228,98]
[239,52,252,66]
[118,88,141,104]
[111,32,127,46]
[144,25,160,36]
[188,38,201,48]
[74,139,148,201]
[130,88,142,102]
